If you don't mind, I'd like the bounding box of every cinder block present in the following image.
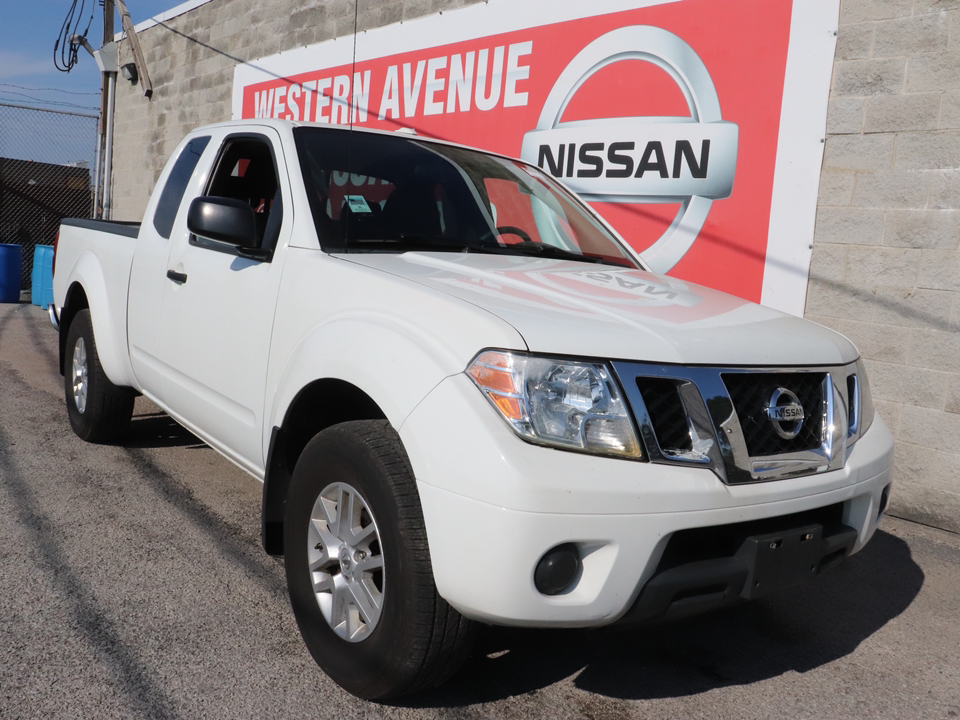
[836,22,874,60]
[834,58,906,96]
[883,209,960,248]
[827,97,865,135]
[905,49,960,92]
[910,325,960,371]
[287,6,324,34]
[914,0,960,13]
[296,25,324,49]
[208,20,230,43]
[824,133,895,172]
[918,248,960,290]
[840,0,916,24]
[872,398,903,437]
[808,243,849,282]
[818,170,857,207]
[804,278,877,320]
[865,359,947,407]
[941,91,960,129]
[864,93,940,133]
[814,207,885,245]
[854,172,930,208]
[847,245,920,286]
[900,405,960,452]
[228,0,269,16]
[221,13,249,38]
[837,319,912,363]
[929,171,960,209]
[874,14,950,57]
[944,373,960,413]
[891,444,960,534]
[402,0,434,21]
[895,131,960,171]
[381,2,404,25]
[356,8,383,32]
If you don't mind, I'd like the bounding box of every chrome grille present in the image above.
[722,372,825,456]
[612,361,860,485]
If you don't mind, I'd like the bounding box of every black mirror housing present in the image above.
[187,196,259,248]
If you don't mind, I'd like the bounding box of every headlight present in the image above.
[467,350,642,459]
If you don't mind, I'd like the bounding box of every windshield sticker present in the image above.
[344,195,374,213]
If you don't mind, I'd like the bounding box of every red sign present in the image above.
[239,0,794,304]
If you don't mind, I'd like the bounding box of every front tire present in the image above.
[64,309,134,443]
[284,420,476,700]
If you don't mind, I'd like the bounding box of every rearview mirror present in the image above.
[187,196,258,248]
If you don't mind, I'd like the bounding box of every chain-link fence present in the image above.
[0,102,99,291]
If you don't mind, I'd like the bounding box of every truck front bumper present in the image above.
[400,374,895,628]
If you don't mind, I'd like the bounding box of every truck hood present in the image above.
[341,253,858,366]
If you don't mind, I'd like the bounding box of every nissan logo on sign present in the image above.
[520,26,739,274]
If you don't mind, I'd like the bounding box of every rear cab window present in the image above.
[153,136,211,239]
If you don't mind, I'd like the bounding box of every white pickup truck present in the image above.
[53,119,894,700]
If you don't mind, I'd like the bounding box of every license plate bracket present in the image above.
[736,523,823,599]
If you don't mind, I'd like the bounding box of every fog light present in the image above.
[534,543,581,596]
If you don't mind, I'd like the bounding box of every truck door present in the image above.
[128,134,213,391]
[155,130,289,475]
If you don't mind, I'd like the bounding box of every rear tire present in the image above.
[284,420,476,700]
[64,309,134,443]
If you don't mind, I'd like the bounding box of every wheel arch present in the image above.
[262,378,387,556]
[57,253,137,388]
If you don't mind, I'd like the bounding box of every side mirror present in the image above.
[187,196,258,248]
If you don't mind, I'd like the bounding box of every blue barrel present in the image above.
[0,244,23,303]
[31,245,54,309]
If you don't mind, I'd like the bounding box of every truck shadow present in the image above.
[123,411,207,450]
[408,529,922,705]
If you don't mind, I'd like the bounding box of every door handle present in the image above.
[166,270,188,284]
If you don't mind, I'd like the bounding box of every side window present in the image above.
[153,136,211,239]
[205,137,280,249]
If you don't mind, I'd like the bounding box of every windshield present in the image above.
[294,127,640,268]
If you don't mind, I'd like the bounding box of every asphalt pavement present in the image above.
[1,301,958,719]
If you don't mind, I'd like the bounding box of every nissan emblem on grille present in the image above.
[765,388,805,440]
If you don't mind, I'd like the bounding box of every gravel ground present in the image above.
[1,301,958,719]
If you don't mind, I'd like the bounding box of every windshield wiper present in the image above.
[349,235,632,267]
[486,241,624,266]
[341,235,472,253]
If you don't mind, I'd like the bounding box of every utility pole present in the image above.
[90,2,114,219]
[100,1,117,219]
[81,2,152,218]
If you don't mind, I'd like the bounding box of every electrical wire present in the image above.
[53,0,96,72]
[0,90,99,111]
[0,83,99,97]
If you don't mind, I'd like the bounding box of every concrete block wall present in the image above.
[111,0,481,222]
[809,0,960,532]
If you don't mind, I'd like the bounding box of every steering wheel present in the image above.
[495,226,532,243]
